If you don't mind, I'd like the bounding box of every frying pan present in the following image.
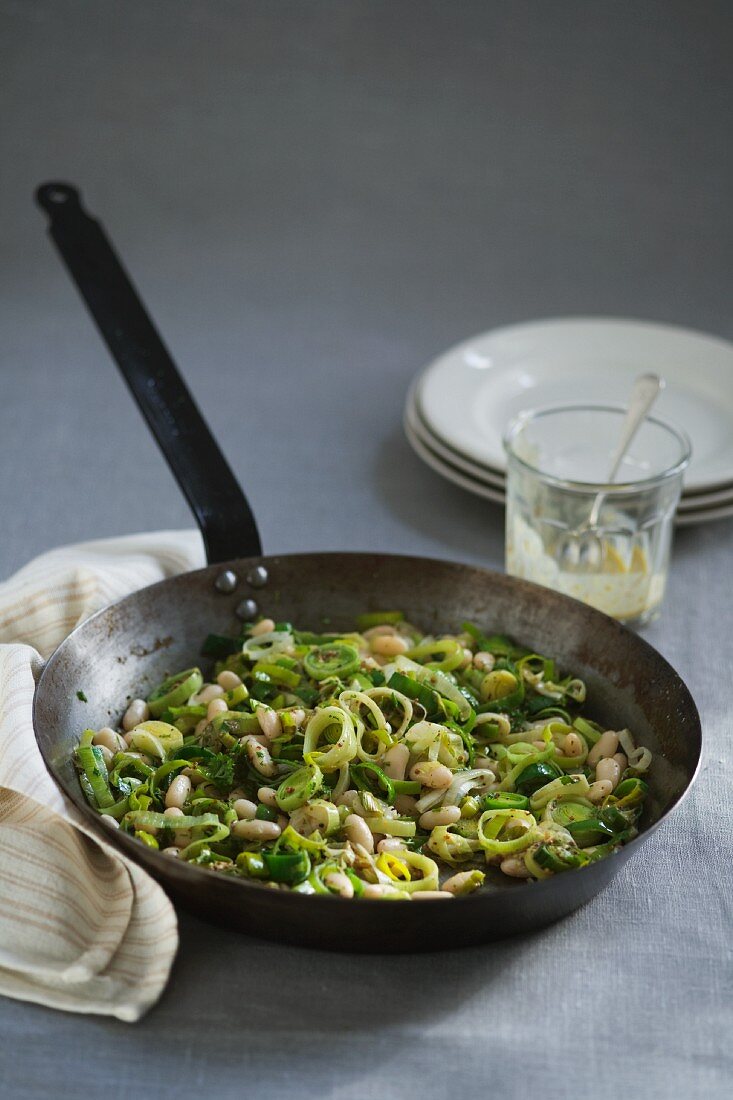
[32,183,701,952]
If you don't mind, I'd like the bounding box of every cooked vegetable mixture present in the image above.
[77,614,652,898]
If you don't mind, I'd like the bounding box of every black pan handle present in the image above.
[35,182,262,565]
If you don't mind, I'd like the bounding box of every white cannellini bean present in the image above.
[474,756,496,773]
[256,707,282,740]
[412,891,454,900]
[162,847,181,858]
[244,736,277,776]
[194,719,208,738]
[377,838,407,853]
[324,871,354,898]
[362,883,388,899]
[394,793,417,815]
[382,743,409,781]
[335,790,363,814]
[563,732,585,758]
[458,648,473,670]
[277,814,289,831]
[257,786,279,808]
[197,684,225,705]
[613,752,628,772]
[232,819,281,841]
[216,669,242,690]
[93,727,126,753]
[250,618,276,636]
[241,733,267,746]
[121,698,149,731]
[101,814,119,829]
[370,634,410,657]
[363,624,397,639]
[409,761,453,789]
[442,871,482,895]
[165,775,191,809]
[207,698,229,719]
[532,740,546,750]
[164,806,184,819]
[419,805,462,829]
[588,779,614,803]
[289,707,306,728]
[97,745,114,769]
[233,798,258,820]
[345,814,374,853]
[587,730,620,768]
[473,651,496,673]
[595,757,622,788]
[500,856,531,878]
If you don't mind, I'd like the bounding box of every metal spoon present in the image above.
[557,372,665,570]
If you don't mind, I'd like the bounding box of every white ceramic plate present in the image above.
[674,501,733,526]
[677,483,733,510]
[417,317,733,492]
[405,383,506,489]
[403,413,505,505]
[407,380,733,512]
[680,477,733,500]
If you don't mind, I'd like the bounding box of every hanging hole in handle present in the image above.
[35,182,82,216]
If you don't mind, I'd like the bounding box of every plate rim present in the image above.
[405,404,733,527]
[416,315,733,493]
[403,412,506,505]
[410,380,733,508]
[673,501,733,525]
[405,383,507,489]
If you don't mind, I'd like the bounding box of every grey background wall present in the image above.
[2,0,732,578]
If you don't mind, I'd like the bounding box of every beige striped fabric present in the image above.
[0,530,204,1021]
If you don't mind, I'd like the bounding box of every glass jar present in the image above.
[504,405,691,626]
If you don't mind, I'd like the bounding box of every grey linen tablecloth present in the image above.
[1,1,731,1096]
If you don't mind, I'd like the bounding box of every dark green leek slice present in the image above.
[351,762,395,804]
[480,792,530,812]
[533,843,587,872]
[613,778,649,808]
[276,763,323,812]
[147,668,203,717]
[566,818,615,847]
[551,800,596,826]
[356,611,404,630]
[303,643,360,681]
[255,803,278,822]
[514,761,563,797]
[262,850,311,884]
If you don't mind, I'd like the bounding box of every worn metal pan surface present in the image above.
[32,184,701,952]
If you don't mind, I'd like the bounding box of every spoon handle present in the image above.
[586,372,664,529]
[606,372,665,484]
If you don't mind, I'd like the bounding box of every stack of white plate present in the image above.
[404,317,733,526]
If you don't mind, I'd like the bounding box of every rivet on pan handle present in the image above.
[35,182,262,565]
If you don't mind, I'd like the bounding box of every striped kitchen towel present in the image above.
[0,530,204,1021]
